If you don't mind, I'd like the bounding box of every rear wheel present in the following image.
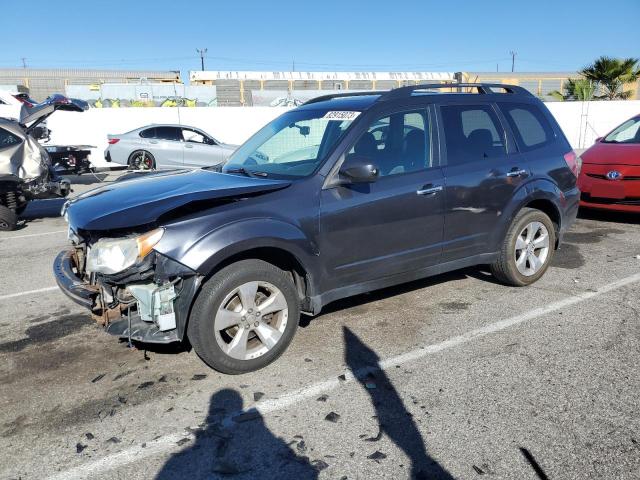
[128,150,155,170]
[490,208,555,286]
[188,259,300,374]
[0,205,18,231]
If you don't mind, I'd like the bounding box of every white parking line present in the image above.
[47,271,640,480]
[0,230,66,240]
[0,286,59,302]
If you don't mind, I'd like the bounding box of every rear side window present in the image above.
[0,127,21,148]
[500,103,555,151]
[154,127,182,141]
[440,104,506,166]
[139,128,156,138]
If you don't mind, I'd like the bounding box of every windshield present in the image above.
[222,109,359,178]
[603,116,640,144]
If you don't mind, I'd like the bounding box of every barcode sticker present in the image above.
[322,111,361,121]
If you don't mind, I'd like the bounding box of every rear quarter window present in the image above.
[0,127,21,149]
[139,128,156,138]
[500,103,556,151]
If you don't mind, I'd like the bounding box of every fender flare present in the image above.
[489,178,563,249]
[179,218,320,293]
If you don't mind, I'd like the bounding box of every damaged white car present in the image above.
[0,94,88,230]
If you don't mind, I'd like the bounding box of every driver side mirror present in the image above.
[339,156,380,183]
[595,137,603,143]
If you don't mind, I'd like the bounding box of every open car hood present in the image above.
[21,94,89,132]
[64,169,291,231]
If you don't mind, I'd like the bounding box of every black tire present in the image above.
[127,150,155,170]
[490,208,556,287]
[0,205,18,231]
[188,259,300,374]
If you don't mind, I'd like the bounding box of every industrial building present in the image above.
[0,68,181,101]
[190,70,640,106]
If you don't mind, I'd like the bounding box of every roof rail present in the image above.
[380,83,533,101]
[302,91,388,105]
[302,83,533,107]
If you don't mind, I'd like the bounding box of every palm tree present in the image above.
[580,56,640,100]
[549,78,596,101]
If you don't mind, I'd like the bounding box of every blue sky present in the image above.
[0,0,638,79]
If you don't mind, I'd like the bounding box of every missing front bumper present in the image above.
[53,248,201,344]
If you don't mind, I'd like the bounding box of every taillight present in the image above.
[108,138,120,144]
[564,150,581,177]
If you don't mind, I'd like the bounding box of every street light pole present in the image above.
[510,51,517,73]
[196,48,208,71]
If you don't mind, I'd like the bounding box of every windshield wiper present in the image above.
[225,167,268,178]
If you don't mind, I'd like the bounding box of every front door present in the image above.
[437,103,530,262]
[181,128,223,167]
[320,107,445,288]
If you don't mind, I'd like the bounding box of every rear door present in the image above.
[438,102,530,262]
[181,128,223,167]
[151,126,184,168]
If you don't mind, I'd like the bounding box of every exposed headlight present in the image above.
[86,228,164,275]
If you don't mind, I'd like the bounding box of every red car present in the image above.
[578,114,640,212]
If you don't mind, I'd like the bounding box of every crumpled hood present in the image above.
[65,169,290,231]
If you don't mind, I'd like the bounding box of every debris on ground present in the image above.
[191,374,207,381]
[106,437,121,444]
[338,374,346,381]
[325,412,340,423]
[75,443,87,453]
[472,465,485,474]
[366,450,387,462]
[233,410,261,423]
[317,394,329,402]
[84,432,94,440]
[176,438,190,446]
[91,374,105,383]
[296,440,307,453]
[158,375,167,383]
[137,381,154,390]
[253,391,265,401]
[312,459,329,471]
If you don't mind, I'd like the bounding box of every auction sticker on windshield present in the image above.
[323,111,361,121]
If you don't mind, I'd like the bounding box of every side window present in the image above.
[346,109,432,177]
[500,103,555,151]
[154,127,182,141]
[440,104,507,166]
[182,129,206,143]
[0,127,21,148]
[139,128,156,138]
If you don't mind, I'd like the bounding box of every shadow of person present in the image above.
[156,388,318,480]
[344,327,454,480]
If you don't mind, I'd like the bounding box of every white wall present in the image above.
[45,101,640,168]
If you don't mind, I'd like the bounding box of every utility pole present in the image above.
[196,48,207,71]
[21,57,27,69]
[510,51,516,72]
[292,58,295,72]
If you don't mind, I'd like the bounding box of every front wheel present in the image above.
[490,208,556,286]
[188,259,300,374]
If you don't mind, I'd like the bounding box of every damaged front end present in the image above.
[53,226,201,344]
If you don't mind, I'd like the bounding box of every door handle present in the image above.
[185,144,194,148]
[506,168,528,178]
[149,140,159,144]
[416,185,443,195]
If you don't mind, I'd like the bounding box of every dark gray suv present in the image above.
[55,83,580,374]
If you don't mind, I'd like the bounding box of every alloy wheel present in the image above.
[214,281,289,361]
[514,221,550,276]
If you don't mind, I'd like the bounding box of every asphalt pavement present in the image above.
[0,174,639,480]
